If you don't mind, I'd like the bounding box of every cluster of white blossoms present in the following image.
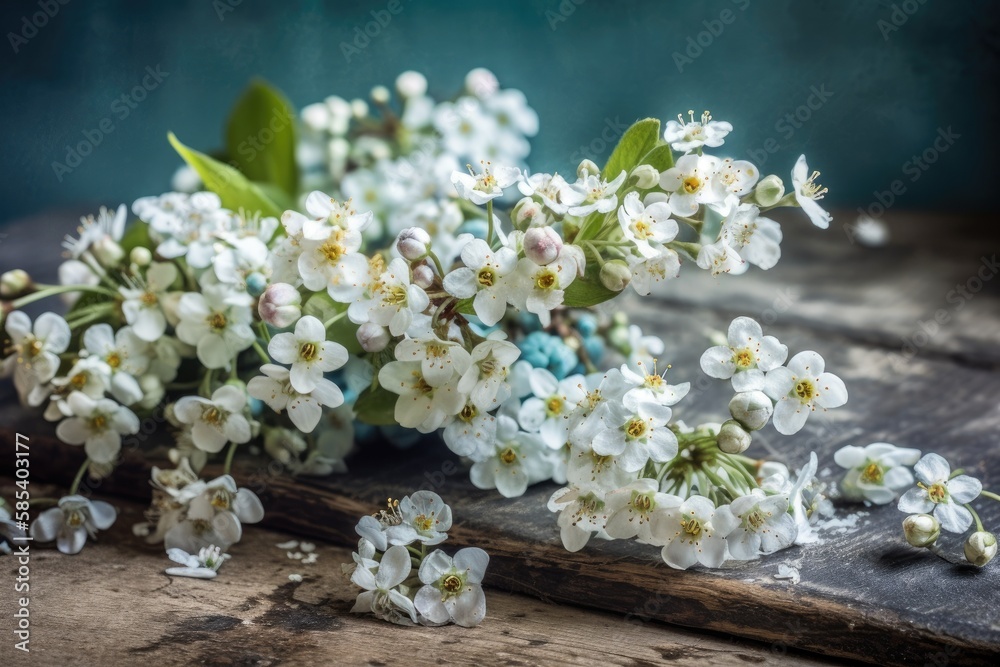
[346,491,489,627]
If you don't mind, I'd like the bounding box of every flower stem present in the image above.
[980,490,1000,503]
[486,200,495,247]
[257,321,272,344]
[323,311,348,329]
[200,369,215,398]
[223,441,239,475]
[11,284,118,309]
[426,250,446,277]
[69,459,90,495]
[252,340,270,365]
[966,504,985,532]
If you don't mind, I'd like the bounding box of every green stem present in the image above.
[223,441,239,475]
[486,200,495,248]
[199,369,215,398]
[252,340,270,365]
[323,311,348,329]
[966,504,985,533]
[584,242,606,268]
[27,497,59,508]
[257,321,272,344]
[980,490,1000,503]
[11,284,118,309]
[69,459,90,495]
[426,250,446,276]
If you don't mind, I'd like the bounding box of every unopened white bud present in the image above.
[754,174,785,207]
[512,197,546,228]
[577,159,600,179]
[599,260,631,292]
[396,71,428,98]
[523,227,562,265]
[717,420,752,454]
[902,514,940,548]
[631,164,660,189]
[412,264,435,289]
[92,236,125,267]
[964,531,997,566]
[130,246,152,267]
[729,391,774,431]
[357,322,390,353]
[350,98,369,119]
[301,103,331,132]
[396,227,432,260]
[258,283,301,328]
[370,85,390,105]
[465,68,499,98]
[138,374,164,410]
[1,269,31,297]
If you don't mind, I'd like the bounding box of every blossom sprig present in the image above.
[346,491,489,627]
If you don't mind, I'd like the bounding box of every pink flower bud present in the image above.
[258,283,301,328]
[396,227,431,260]
[523,227,562,266]
[513,197,545,228]
[412,263,435,289]
[357,322,390,352]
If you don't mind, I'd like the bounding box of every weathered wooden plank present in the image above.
[0,481,839,667]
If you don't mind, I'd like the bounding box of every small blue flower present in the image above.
[517,331,579,380]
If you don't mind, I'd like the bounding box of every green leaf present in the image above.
[637,143,674,172]
[700,205,726,245]
[225,79,299,198]
[118,220,151,256]
[168,132,282,218]
[563,261,619,308]
[353,386,399,426]
[601,118,660,181]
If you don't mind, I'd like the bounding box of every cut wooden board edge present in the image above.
[1,426,994,667]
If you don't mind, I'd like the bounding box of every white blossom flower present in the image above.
[350,544,418,626]
[700,317,788,392]
[378,360,465,433]
[898,454,982,533]
[791,155,832,229]
[364,258,430,336]
[627,249,681,295]
[587,398,678,472]
[62,204,127,260]
[175,285,255,369]
[1,504,28,553]
[567,170,626,216]
[517,369,586,449]
[165,544,231,579]
[625,325,665,372]
[267,315,349,393]
[604,479,683,543]
[443,239,517,326]
[834,442,922,505]
[294,192,373,302]
[713,158,760,198]
[617,192,678,258]
[659,154,723,217]
[165,474,263,553]
[451,160,521,205]
[456,338,520,412]
[763,351,848,435]
[120,262,178,341]
[394,337,472,388]
[82,323,150,405]
[248,364,344,432]
[386,491,453,546]
[696,238,747,276]
[663,111,732,153]
[30,495,116,555]
[55,391,140,464]
[547,486,610,552]
[174,385,252,453]
[470,415,549,498]
[723,489,797,560]
[720,203,782,270]
[658,496,738,570]
[509,253,577,328]
[213,237,271,292]
[620,360,690,409]
[415,547,489,627]
[442,402,497,461]
[2,311,70,400]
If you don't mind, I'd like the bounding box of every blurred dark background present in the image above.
[0,0,997,226]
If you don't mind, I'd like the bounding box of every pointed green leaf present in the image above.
[637,143,674,173]
[601,118,660,181]
[225,79,299,197]
[168,132,282,218]
[353,386,399,426]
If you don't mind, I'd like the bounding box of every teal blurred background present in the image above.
[0,0,997,225]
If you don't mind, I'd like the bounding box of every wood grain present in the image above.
[2,208,999,666]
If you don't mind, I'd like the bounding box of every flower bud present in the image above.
[412,263,435,289]
[512,197,546,228]
[717,419,752,454]
[599,260,632,292]
[465,68,499,98]
[577,159,600,179]
[130,246,152,267]
[902,513,940,548]
[246,272,268,298]
[137,374,164,411]
[370,85,390,105]
[964,531,997,567]
[396,227,431,260]
[631,164,660,189]
[1,269,32,297]
[753,175,785,207]
[301,102,330,132]
[258,283,301,328]
[396,71,428,98]
[729,391,774,431]
[350,98,369,119]
[357,322,390,353]
[523,227,562,265]
[92,236,125,267]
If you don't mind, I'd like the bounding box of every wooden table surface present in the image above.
[1,207,999,666]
